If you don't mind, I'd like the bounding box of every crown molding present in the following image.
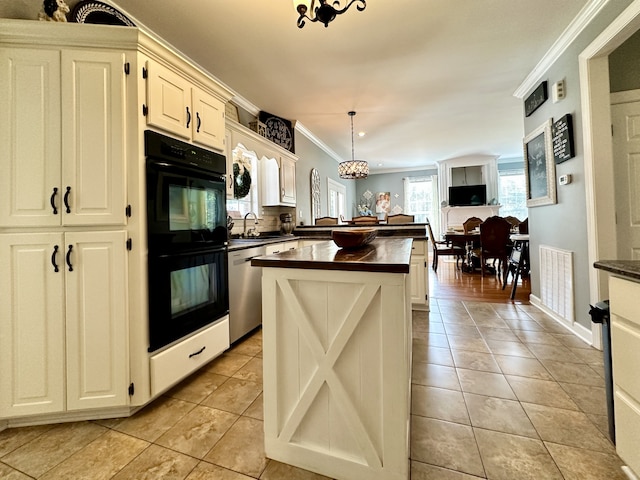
[513,0,611,98]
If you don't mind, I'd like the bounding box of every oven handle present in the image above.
[188,346,206,358]
[147,159,226,183]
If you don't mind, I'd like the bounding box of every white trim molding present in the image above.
[579,0,640,350]
[514,0,612,98]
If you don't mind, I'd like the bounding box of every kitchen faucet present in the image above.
[243,212,259,237]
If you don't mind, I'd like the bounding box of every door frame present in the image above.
[580,0,640,348]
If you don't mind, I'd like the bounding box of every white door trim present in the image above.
[580,0,640,349]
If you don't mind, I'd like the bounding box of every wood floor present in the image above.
[428,254,531,304]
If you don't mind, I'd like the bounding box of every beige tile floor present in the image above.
[0,300,628,479]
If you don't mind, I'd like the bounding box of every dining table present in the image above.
[444,231,481,271]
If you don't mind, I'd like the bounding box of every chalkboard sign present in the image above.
[524,81,548,117]
[258,111,295,153]
[552,114,575,164]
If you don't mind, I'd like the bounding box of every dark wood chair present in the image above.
[427,222,464,272]
[463,216,483,234]
[518,218,528,234]
[478,215,512,281]
[350,216,379,224]
[315,216,338,225]
[386,213,414,224]
[503,216,521,229]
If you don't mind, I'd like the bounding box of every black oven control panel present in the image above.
[144,130,226,174]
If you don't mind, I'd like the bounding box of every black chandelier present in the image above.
[294,0,366,28]
[338,111,369,180]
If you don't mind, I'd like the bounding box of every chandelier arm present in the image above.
[331,0,366,15]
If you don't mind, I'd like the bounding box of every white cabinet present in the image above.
[609,276,640,478]
[146,60,225,152]
[0,231,128,417]
[0,48,127,228]
[265,240,298,255]
[261,152,297,206]
[410,239,429,310]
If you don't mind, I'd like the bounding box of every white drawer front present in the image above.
[150,317,229,396]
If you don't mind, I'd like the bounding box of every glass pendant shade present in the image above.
[339,111,368,179]
[338,160,369,179]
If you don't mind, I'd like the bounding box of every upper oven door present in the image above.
[147,159,227,251]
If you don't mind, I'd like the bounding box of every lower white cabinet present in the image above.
[265,240,298,255]
[410,239,429,310]
[609,275,640,478]
[0,231,128,418]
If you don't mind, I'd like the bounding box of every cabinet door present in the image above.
[280,155,297,205]
[261,155,281,206]
[192,88,225,151]
[65,231,128,410]
[61,50,126,226]
[225,128,234,198]
[409,240,429,305]
[146,60,191,139]
[0,49,62,227]
[0,233,65,417]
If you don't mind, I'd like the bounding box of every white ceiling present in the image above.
[107,0,590,173]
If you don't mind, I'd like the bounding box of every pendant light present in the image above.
[338,111,369,179]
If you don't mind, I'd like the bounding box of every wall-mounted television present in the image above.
[448,185,487,206]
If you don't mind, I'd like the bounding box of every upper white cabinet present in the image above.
[0,48,127,227]
[261,151,297,207]
[146,61,225,152]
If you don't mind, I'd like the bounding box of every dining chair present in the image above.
[427,222,464,272]
[463,216,483,234]
[503,216,521,229]
[478,215,512,281]
[351,215,379,224]
[386,213,415,224]
[518,218,529,234]
[315,216,338,225]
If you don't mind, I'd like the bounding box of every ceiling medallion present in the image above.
[338,111,369,180]
[294,0,366,28]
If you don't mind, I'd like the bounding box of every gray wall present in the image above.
[523,0,633,330]
[293,132,355,225]
[356,169,438,217]
[609,28,640,92]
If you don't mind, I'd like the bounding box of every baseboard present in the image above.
[622,466,640,480]
[1,406,136,429]
[529,294,593,346]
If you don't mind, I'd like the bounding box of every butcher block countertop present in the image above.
[251,237,412,274]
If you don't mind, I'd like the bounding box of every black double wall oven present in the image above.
[145,130,229,352]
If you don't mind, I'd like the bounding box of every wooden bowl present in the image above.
[331,228,377,249]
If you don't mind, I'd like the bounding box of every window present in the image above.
[498,169,528,221]
[403,176,438,228]
[226,144,259,217]
[327,178,346,221]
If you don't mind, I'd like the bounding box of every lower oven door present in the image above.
[148,246,229,352]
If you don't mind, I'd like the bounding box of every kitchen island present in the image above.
[252,238,412,480]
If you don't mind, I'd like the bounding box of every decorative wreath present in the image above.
[233,163,252,199]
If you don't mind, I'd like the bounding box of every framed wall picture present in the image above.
[524,81,548,117]
[375,192,391,213]
[523,119,557,207]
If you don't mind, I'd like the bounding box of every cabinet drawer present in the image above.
[150,317,229,396]
[411,240,426,256]
[610,276,640,328]
[266,241,298,255]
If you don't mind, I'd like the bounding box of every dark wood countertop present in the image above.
[594,260,640,281]
[293,223,427,239]
[251,238,413,273]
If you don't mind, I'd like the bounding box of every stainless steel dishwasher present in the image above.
[228,245,266,343]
